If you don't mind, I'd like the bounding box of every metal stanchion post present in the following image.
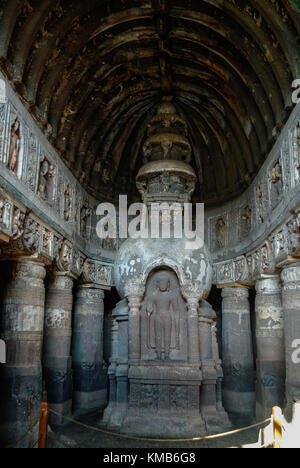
[38,389,49,449]
[272,406,283,448]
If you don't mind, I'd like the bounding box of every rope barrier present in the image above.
[5,417,40,449]
[47,431,76,449]
[48,408,271,444]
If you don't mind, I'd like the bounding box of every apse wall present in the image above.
[205,101,300,287]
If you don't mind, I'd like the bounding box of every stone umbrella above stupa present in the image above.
[136,96,197,205]
[114,96,213,300]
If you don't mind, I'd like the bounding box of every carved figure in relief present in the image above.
[271,160,283,206]
[8,118,21,173]
[23,218,40,252]
[216,217,226,248]
[64,186,71,221]
[12,207,25,239]
[241,205,252,234]
[80,205,90,238]
[297,123,300,149]
[38,159,54,201]
[0,198,10,229]
[98,265,110,284]
[143,271,181,361]
[256,186,264,223]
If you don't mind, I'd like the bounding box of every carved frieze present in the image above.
[215,256,250,286]
[83,259,113,287]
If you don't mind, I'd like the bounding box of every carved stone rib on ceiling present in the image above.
[0,0,299,205]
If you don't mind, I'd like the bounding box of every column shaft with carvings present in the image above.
[0,260,46,448]
[255,276,285,420]
[72,285,106,414]
[186,298,201,364]
[43,272,74,425]
[281,263,300,414]
[221,286,255,423]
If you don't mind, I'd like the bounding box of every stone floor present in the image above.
[51,411,269,449]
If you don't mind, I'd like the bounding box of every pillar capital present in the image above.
[255,274,281,295]
[125,280,145,298]
[6,258,46,280]
[281,262,300,289]
[221,285,249,299]
[127,295,143,314]
[186,297,200,316]
[76,284,105,303]
[47,271,74,291]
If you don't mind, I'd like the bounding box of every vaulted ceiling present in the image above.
[0,0,300,205]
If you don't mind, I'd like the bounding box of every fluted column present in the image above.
[255,276,285,420]
[72,285,106,414]
[221,286,255,422]
[43,272,74,425]
[0,260,46,448]
[281,263,300,413]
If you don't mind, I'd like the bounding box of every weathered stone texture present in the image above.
[0,260,46,448]
[72,286,106,413]
[221,287,255,422]
[255,276,285,420]
[281,263,300,412]
[43,273,74,425]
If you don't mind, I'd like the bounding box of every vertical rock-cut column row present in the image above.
[72,285,106,414]
[281,264,300,418]
[255,276,285,420]
[221,286,255,423]
[0,260,46,448]
[43,272,74,425]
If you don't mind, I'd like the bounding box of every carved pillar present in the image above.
[101,317,118,426]
[126,290,143,364]
[281,263,300,414]
[221,286,255,422]
[0,260,46,448]
[72,285,106,414]
[255,276,285,420]
[198,305,216,416]
[110,312,129,429]
[186,297,201,364]
[43,272,74,425]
